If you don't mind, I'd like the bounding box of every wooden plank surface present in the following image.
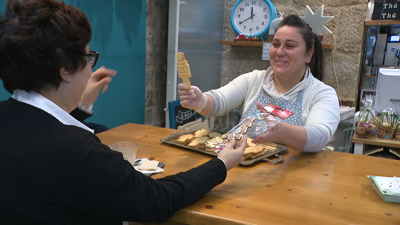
[365,20,400,26]
[97,123,400,225]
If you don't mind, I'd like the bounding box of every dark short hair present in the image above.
[0,0,92,94]
[275,14,324,81]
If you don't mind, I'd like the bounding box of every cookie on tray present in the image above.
[188,137,210,148]
[176,134,194,145]
[243,146,265,160]
[194,129,210,138]
[208,131,221,138]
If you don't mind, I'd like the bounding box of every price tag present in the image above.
[262,43,271,60]
[263,104,293,119]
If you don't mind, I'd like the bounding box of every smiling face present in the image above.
[269,25,314,82]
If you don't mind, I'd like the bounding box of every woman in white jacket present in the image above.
[178,15,340,152]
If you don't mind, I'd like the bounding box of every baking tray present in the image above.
[160,131,288,166]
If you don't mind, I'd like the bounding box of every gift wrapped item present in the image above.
[394,107,400,141]
[386,108,399,139]
[356,95,381,139]
[395,120,400,141]
[378,108,390,139]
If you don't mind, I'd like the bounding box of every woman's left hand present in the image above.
[253,101,307,150]
[253,101,281,143]
[252,122,282,144]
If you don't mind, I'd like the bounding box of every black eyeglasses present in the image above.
[85,51,99,68]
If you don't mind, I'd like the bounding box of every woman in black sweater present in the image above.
[0,0,246,224]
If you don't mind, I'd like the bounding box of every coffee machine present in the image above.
[384,34,400,66]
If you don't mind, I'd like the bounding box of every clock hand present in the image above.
[251,7,253,21]
[239,13,255,25]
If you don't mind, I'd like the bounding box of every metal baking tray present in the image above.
[160,131,288,166]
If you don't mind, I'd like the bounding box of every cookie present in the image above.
[250,149,267,159]
[208,131,221,138]
[188,137,210,148]
[205,137,226,152]
[208,136,223,143]
[177,52,192,89]
[243,146,265,160]
[194,129,210,138]
[246,137,257,147]
[176,134,194,145]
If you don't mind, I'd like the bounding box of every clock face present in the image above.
[231,0,276,38]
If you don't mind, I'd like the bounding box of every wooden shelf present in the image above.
[365,20,400,26]
[220,40,335,49]
[221,40,266,47]
[353,134,400,149]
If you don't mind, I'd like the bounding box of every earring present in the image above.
[68,77,71,82]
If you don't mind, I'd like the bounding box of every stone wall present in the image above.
[145,0,169,127]
[145,0,368,127]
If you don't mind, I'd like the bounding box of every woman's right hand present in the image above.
[80,67,117,107]
[178,83,207,112]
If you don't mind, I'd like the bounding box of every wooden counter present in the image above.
[97,123,400,225]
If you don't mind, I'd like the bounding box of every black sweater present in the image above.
[0,98,227,224]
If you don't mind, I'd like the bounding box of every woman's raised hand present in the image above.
[178,83,208,112]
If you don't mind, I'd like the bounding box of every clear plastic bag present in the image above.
[356,95,381,139]
[386,108,399,139]
[394,107,400,141]
[378,108,390,139]
[395,120,400,141]
[226,112,281,138]
[205,112,282,153]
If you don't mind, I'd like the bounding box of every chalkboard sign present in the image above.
[372,1,400,20]
[168,100,204,129]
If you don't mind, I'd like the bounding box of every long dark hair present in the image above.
[275,14,324,81]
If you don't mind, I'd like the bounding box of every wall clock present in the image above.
[231,0,277,41]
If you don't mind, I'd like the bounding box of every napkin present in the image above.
[133,158,164,176]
